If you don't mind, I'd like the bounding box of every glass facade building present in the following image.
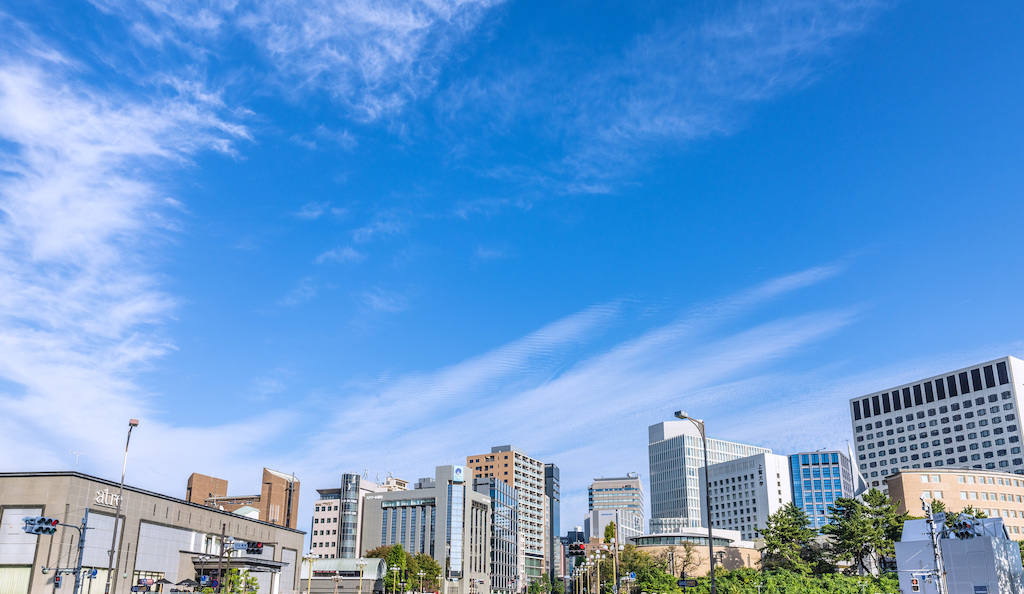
[788,451,856,529]
[474,477,519,594]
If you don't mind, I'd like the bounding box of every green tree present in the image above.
[603,522,617,544]
[759,503,821,574]
[365,544,410,592]
[221,569,258,594]
[410,553,442,592]
[617,544,680,594]
[958,505,989,518]
[822,488,906,576]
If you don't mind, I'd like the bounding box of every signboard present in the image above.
[201,577,209,585]
[452,466,465,484]
[629,573,636,580]
[676,580,697,588]
[233,542,248,550]
[95,489,123,509]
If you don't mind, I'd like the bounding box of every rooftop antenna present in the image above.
[70,450,90,472]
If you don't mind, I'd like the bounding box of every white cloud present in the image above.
[357,288,410,314]
[315,246,365,264]
[0,44,256,483]
[278,277,319,306]
[92,0,507,120]
[282,266,857,531]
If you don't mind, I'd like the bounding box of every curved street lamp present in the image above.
[674,411,716,594]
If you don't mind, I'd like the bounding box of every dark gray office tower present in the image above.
[474,477,520,594]
[544,463,560,581]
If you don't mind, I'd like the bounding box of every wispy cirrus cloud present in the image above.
[91,0,507,121]
[440,0,890,189]
[315,246,365,265]
[0,31,273,484]
[283,265,857,528]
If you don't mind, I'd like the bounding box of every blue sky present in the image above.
[2,0,1024,541]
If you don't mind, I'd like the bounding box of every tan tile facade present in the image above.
[886,468,1024,539]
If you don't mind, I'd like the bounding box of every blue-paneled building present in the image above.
[789,451,857,528]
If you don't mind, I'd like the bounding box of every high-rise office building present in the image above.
[849,356,1024,490]
[544,464,560,582]
[648,421,771,532]
[474,477,520,594]
[467,446,548,586]
[584,474,645,543]
[788,451,857,529]
[361,466,491,594]
[699,453,791,541]
[310,473,408,559]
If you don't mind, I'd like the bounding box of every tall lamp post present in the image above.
[104,419,139,594]
[674,411,716,594]
[356,559,368,594]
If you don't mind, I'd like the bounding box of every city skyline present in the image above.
[1,0,1024,548]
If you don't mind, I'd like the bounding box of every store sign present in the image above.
[452,466,465,484]
[95,488,123,508]
[366,495,383,500]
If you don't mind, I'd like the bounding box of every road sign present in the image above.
[233,542,248,550]
[629,573,636,580]
[211,580,219,589]
[677,580,697,588]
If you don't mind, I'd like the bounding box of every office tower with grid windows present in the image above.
[467,446,548,586]
[849,356,1024,491]
[583,474,645,543]
[648,421,771,533]
[699,453,791,541]
[788,451,857,529]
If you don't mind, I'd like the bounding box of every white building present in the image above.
[699,453,792,541]
[648,421,771,532]
[582,509,644,543]
[895,515,1024,594]
[849,356,1024,491]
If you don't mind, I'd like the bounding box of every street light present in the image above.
[304,553,317,594]
[389,566,400,594]
[356,558,368,594]
[104,419,139,594]
[197,555,211,587]
[674,411,717,594]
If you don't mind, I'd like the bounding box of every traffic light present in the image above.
[54,575,63,589]
[567,543,585,557]
[246,542,264,555]
[22,517,59,535]
[910,578,919,592]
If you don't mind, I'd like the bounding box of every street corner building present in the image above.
[0,472,305,594]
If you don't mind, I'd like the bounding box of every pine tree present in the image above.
[758,503,818,574]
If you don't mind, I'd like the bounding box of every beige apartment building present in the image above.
[886,468,1024,538]
[467,446,547,587]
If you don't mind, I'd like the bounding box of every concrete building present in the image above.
[581,509,643,544]
[1,471,304,594]
[588,474,644,515]
[849,356,1024,491]
[886,468,1024,539]
[360,466,491,594]
[629,529,759,576]
[788,450,857,529]
[186,468,300,529]
[648,421,771,533]
[895,515,1024,594]
[543,464,559,583]
[473,477,519,594]
[698,453,791,542]
[311,473,408,559]
[467,446,547,585]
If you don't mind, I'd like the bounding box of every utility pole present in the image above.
[923,499,948,594]
[72,510,90,594]
[217,523,226,593]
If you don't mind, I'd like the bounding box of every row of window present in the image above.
[856,392,1014,433]
[852,362,1010,421]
